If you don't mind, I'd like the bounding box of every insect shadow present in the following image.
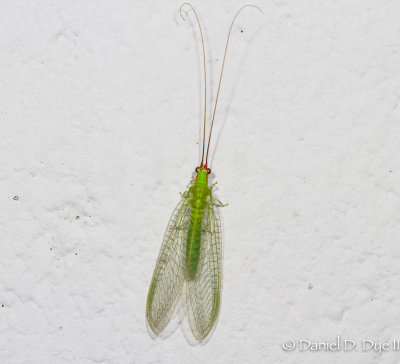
[209,21,265,167]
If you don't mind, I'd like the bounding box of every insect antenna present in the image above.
[204,5,262,165]
[180,3,208,167]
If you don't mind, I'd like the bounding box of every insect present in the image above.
[146,3,262,341]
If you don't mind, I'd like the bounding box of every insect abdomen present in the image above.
[186,171,210,279]
[186,207,204,279]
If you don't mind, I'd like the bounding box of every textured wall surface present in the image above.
[1,1,400,363]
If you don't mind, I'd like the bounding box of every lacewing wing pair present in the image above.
[146,3,261,341]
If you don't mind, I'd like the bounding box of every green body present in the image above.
[186,168,210,279]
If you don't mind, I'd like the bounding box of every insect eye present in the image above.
[207,168,211,175]
[195,167,200,173]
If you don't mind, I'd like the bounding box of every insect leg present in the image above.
[210,181,218,188]
[214,199,228,207]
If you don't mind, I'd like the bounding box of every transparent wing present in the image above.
[186,192,222,340]
[146,192,191,334]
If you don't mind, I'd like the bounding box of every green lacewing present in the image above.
[146,3,262,341]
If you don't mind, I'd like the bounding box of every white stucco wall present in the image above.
[1,1,400,363]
